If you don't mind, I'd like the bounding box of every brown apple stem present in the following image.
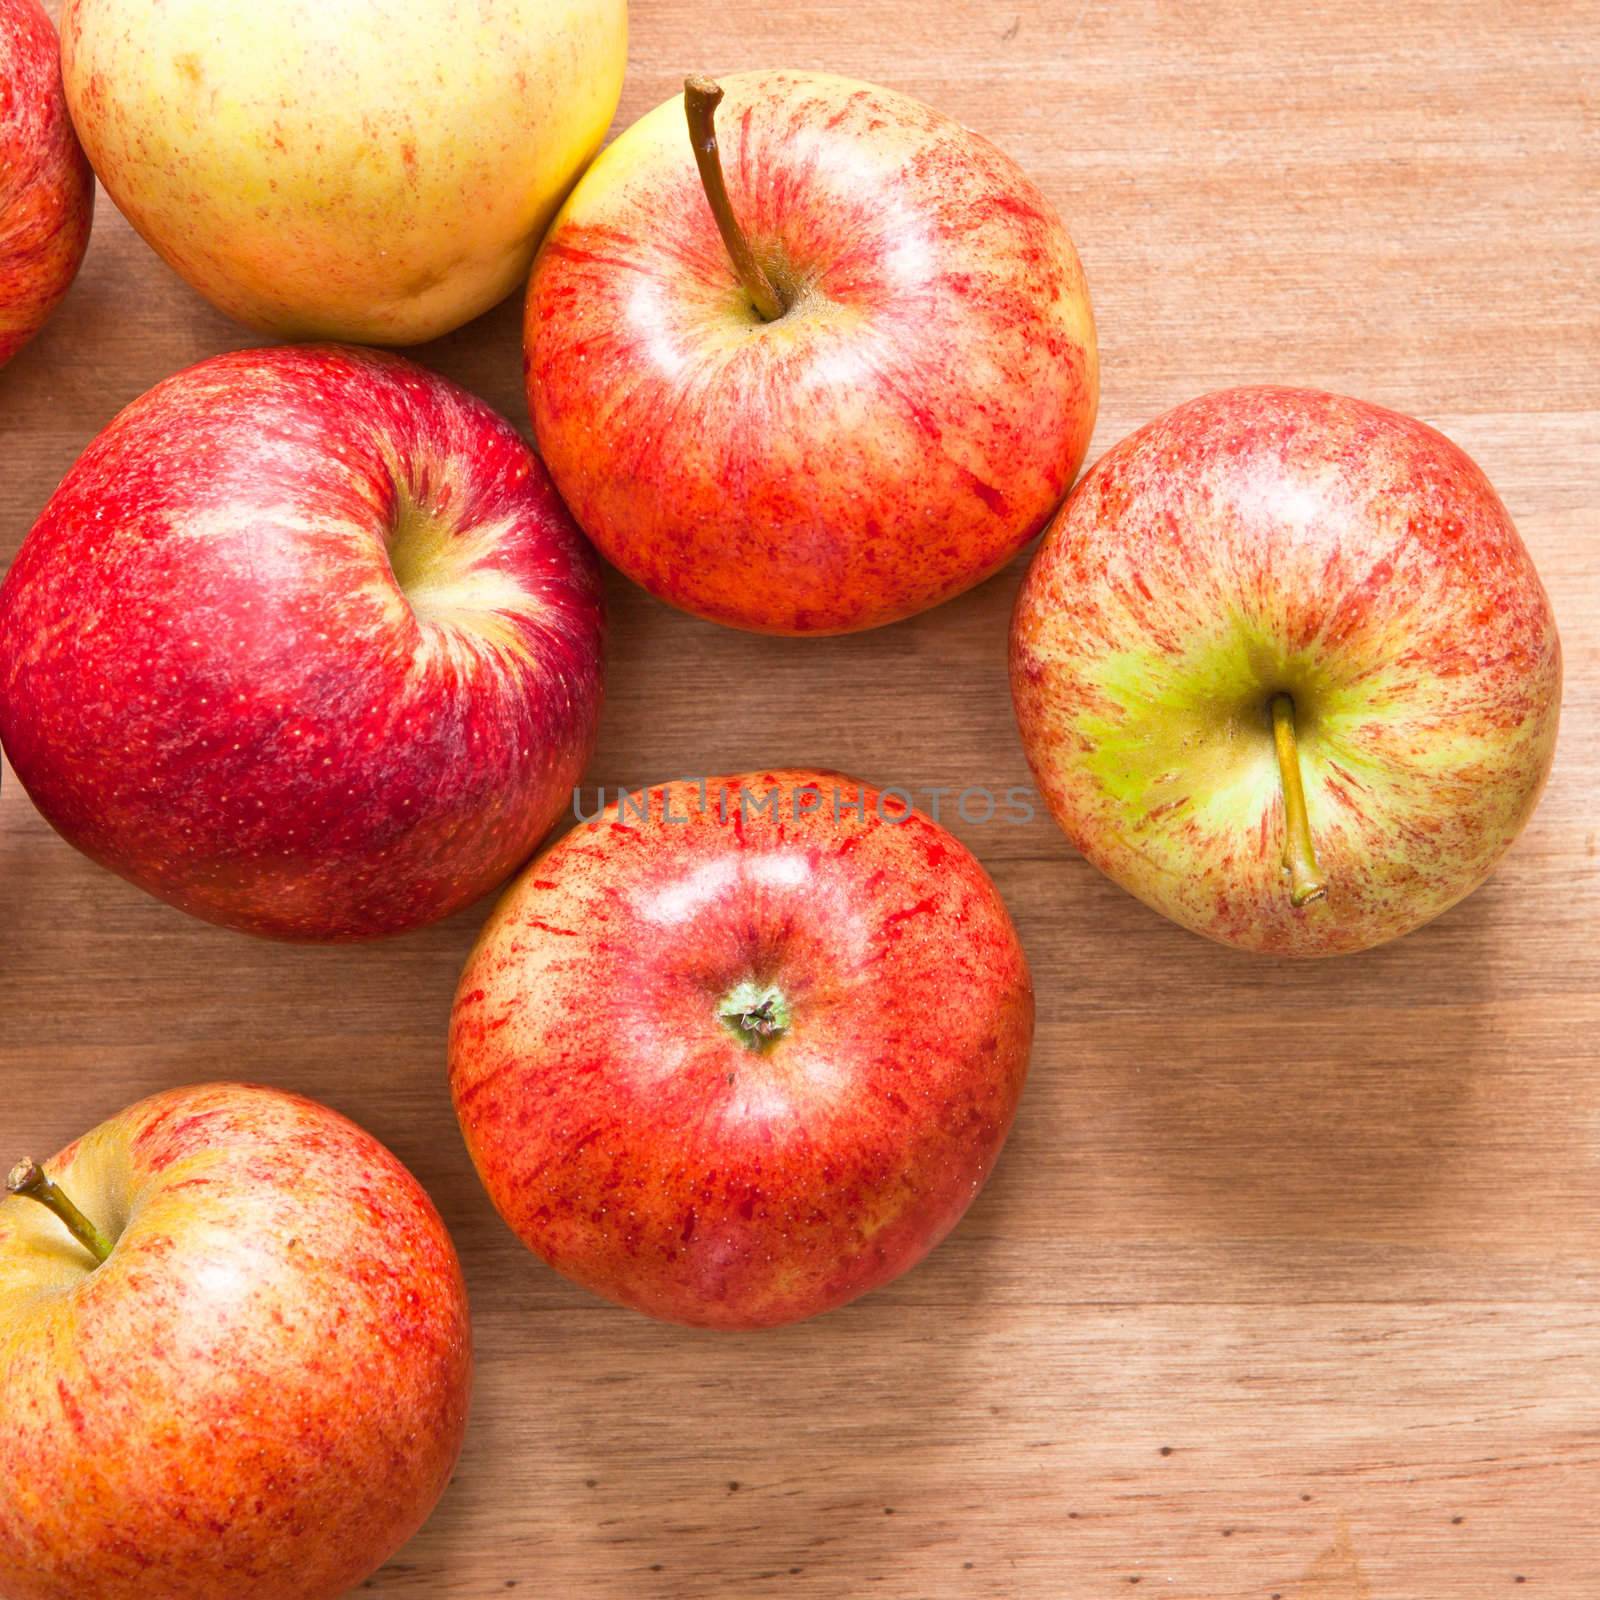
[6,1159,114,1264]
[683,75,787,322]
[1270,694,1328,908]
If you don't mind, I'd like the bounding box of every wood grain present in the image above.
[5,0,1599,1595]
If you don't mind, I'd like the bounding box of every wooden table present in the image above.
[6,1,1598,1595]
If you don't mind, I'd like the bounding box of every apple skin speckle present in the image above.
[0,0,94,367]
[450,770,1034,1329]
[57,0,625,344]
[0,344,605,942]
[524,69,1099,636]
[0,1083,471,1600]
[1010,386,1563,957]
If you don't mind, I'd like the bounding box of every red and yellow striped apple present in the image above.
[450,770,1034,1328]
[0,344,605,941]
[0,1083,471,1600]
[525,71,1098,635]
[0,0,93,367]
[1010,386,1562,956]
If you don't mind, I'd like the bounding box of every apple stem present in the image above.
[718,980,791,1052]
[683,75,788,323]
[1270,694,1328,908]
[6,1159,114,1264]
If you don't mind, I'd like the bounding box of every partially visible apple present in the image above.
[60,0,626,343]
[0,1082,471,1600]
[525,71,1098,635]
[450,770,1034,1328]
[0,0,93,367]
[1010,386,1562,956]
[0,344,605,940]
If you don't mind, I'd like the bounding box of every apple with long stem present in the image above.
[0,1083,471,1600]
[450,769,1034,1328]
[0,344,605,941]
[525,70,1098,635]
[1,0,93,367]
[1010,386,1562,956]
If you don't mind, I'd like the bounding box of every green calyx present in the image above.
[717,981,792,1052]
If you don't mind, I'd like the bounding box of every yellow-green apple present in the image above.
[0,1082,471,1600]
[59,0,626,344]
[450,769,1033,1328]
[1010,386,1562,956]
[0,344,605,941]
[0,0,93,366]
[524,71,1098,635]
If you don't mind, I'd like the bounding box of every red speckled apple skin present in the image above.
[0,0,93,366]
[0,344,605,941]
[0,1083,472,1600]
[1011,386,1562,956]
[451,770,1034,1329]
[525,69,1098,636]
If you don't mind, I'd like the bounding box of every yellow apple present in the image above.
[60,0,626,343]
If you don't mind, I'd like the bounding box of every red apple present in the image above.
[1,0,93,367]
[1010,386,1563,956]
[0,344,605,940]
[0,1082,471,1600]
[450,770,1034,1328]
[524,71,1098,635]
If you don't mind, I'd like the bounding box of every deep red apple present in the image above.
[524,71,1098,635]
[0,344,605,940]
[0,1082,471,1600]
[1011,386,1562,955]
[450,770,1034,1329]
[0,0,93,367]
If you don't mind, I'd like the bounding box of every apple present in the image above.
[1010,385,1563,956]
[524,70,1098,635]
[0,1082,471,1600]
[0,0,93,367]
[59,0,626,344]
[450,769,1034,1328]
[0,344,605,941]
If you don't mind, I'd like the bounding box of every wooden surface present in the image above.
[5,1,1599,1595]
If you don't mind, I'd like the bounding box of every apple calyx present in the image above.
[683,75,789,322]
[6,1158,115,1264]
[718,980,792,1052]
[1269,693,1328,908]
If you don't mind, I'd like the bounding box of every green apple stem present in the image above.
[718,980,791,1052]
[6,1159,114,1264]
[1270,693,1328,908]
[683,75,788,322]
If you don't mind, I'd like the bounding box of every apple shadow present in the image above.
[1019,847,1509,1270]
